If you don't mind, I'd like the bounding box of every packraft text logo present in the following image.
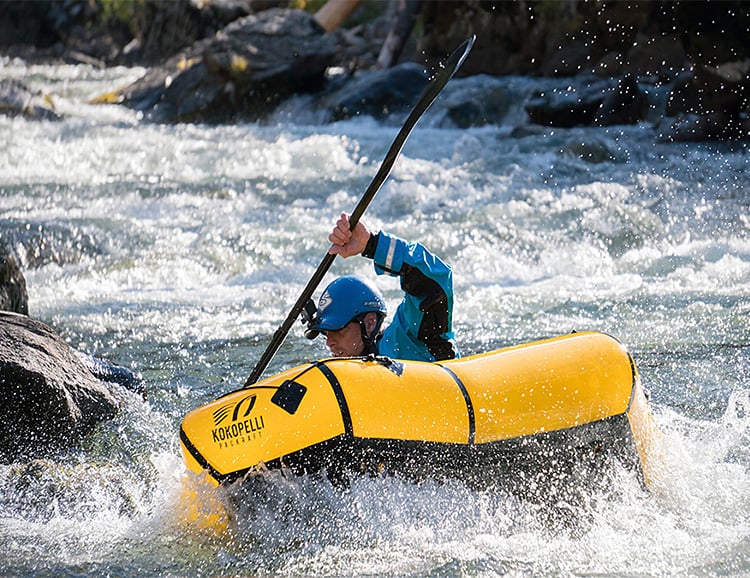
[211,393,265,448]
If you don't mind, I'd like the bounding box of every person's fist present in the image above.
[328,213,370,258]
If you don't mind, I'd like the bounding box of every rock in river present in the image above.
[111,7,338,123]
[0,312,121,463]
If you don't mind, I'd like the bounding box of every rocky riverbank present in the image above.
[1,0,748,140]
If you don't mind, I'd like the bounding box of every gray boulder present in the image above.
[320,62,429,122]
[664,61,750,141]
[115,8,338,123]
[594,75,649,126]
[525,78,614,128]
[0,312,120,463]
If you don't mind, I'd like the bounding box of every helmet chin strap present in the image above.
[358,313,384,355]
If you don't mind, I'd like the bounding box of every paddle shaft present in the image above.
[244,35,475,387]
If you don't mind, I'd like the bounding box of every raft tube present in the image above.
[180,331,661,488]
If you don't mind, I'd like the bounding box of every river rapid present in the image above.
[1,60,748,577]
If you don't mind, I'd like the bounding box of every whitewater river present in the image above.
[1,60,748,576]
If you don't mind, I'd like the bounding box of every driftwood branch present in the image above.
[376,0,422,69]
[314,0,362,32]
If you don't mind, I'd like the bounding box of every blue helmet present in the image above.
[305,275,386,339]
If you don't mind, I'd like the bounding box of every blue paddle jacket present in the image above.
[363,231,459,362]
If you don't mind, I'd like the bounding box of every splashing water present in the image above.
[0,59,748,576]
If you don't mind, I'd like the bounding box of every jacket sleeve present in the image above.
[367,231,459,361]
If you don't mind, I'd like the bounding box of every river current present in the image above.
[1,60,748,577]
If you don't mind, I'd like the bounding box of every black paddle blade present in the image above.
[244,36,476,387]
[347,34,476,228]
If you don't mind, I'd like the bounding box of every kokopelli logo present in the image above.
[211,393,265,446]
[213,393,257,426]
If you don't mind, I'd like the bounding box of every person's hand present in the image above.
[328,212,370,258]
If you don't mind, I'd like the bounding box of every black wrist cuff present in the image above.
[362,232,378,259]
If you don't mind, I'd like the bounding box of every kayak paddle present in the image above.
[245,35,476,386]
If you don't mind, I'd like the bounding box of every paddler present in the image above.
[302,212,459,361]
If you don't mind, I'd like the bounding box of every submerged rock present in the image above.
[320,62,428,121]
[524,75,651,129]
[0,218,104,270]
[525,78,613,128]
[1,458,141,521]
[0,79,60,121]
[0,312,121,463]
[77,352,146,399]
[594,75,649,126]
[663,61,750,141]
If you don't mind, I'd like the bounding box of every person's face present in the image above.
[324,321,364,357]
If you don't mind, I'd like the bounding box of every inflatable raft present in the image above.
[180,331,660,489]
